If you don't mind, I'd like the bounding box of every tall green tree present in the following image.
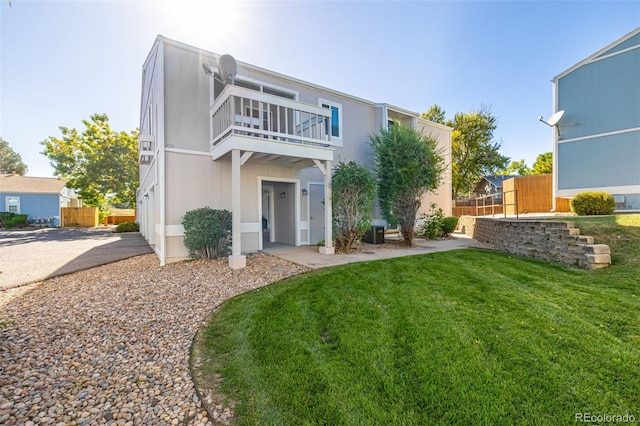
[423,105,509,197]
[421,104,446,125]
[370,123,445,246]
[532,152,553,174]
[0,138,28,175]
[498,159,532,176]
[41,114,139,208]
[331,161,376,253]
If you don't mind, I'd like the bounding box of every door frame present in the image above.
[307,181,325,246]
[262,184,275,244]
[258,176,300,250]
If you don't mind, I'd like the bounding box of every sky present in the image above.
[1,0,639,178]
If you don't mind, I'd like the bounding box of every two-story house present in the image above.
[552,27,640,211]
[137,36,452,268]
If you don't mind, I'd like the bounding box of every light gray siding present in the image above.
[558,132,640,189]
[163,43,212,152]
[138,36,452,264]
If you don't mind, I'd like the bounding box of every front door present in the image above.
[309,183,324,245]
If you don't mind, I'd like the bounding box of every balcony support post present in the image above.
[229,149,246,269]
[318,159,334,255]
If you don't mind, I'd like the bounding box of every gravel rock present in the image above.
[0,253,308,425]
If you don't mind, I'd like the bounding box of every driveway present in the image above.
[0,227,153,290]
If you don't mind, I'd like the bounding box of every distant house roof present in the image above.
[473,175,518,194]
[0,174,66,194]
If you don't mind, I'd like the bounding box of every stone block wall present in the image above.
[457,216,610,270]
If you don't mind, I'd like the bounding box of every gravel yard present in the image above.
[0,253,308,425]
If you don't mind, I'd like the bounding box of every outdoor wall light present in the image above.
[280,192,286,199]
[301,189,308,196]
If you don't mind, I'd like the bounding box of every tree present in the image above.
[370,123,445,246]
[532,152,553,174]
[0,138,28,175]
[41,114,139,208]
[430,106,509,197]
[421,104,446,125]
[498,159,532,176]
[331,161,376,253]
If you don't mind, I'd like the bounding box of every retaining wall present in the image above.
[457,216,610,270]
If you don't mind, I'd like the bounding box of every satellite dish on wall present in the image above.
[217,54,237,85]
[538,110,565,127]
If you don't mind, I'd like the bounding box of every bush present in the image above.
[571,192,615,216]
[0,212,27,228]
[182,207,232,259]
[420,203,445,240]
[441,216,459,236]
[420,206,458,239]
[115,221,139,233]
[0,212,14,228]
[332,161,376,253]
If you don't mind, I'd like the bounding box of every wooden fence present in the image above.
[453,174,572,217]
[503,174,550,214]
[104,209,136,226]
[61,207,99,227]
[104,215,137,225]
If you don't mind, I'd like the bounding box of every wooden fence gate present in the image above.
[61,207,99,227]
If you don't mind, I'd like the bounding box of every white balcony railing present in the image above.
[210,85,333,150]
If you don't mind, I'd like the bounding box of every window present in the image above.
[6,196,19,214]
[318,99,343,142]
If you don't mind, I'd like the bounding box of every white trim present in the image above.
[307,181,324,246]
[158,40,167,266]
[553,27,640,82]
[212,134,334,162]
[157,35,376,108]
[557,184,640,197]
[318,98,343,147]
[552,77,559,211]
[593,44,640,63]
[5,196,20,214]
[208,66,300,102]
[241,222,261,233]
[165,224,184,237]
[165,147,211,157]
[558,127,640,144]
[258,176,301,250]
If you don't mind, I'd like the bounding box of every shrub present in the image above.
[571,192,615,216]
[420,203,445,240]
[0,212,14,228]
[182,207,232,259]
[115,221,139,233]
[441,216,459,236]
[0,213,27,228]
[332,161,376,253]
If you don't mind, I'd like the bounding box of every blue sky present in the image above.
[1,0,639,177]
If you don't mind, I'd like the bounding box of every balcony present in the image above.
[139,134,154,165]
[210,85,334,165]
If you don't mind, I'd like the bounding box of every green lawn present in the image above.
[196,215,640,425]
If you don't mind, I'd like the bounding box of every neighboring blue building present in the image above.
[0,174,73,226]
[552,27,640,211]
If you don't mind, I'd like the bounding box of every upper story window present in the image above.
[319,98,342,142]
